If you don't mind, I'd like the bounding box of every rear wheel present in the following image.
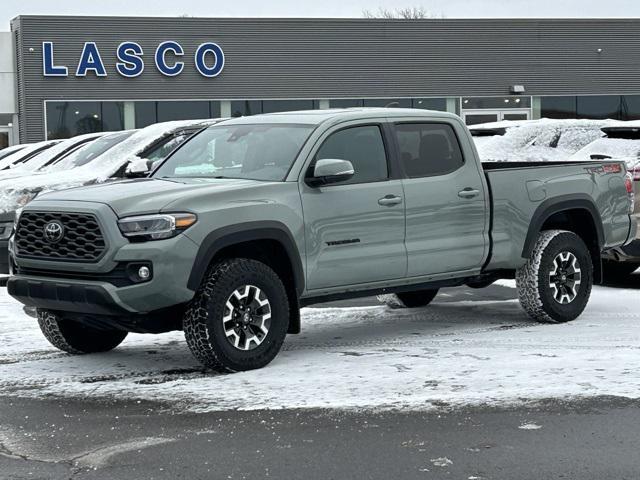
[602,260,640,280]
[37,310,128,354]
[378,289,439,309]
[183,258,290,373]
[516,230,593,323]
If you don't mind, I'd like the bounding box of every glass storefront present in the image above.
[45,95,640,140]
[134,101,222,128]
[540,95,640,121]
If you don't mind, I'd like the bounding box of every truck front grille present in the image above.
[15,212,107,263]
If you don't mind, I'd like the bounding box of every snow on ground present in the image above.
[1,282,639,412]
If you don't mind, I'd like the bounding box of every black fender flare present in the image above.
[522,194,605,259]
[187,221,305,296]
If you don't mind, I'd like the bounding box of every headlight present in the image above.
[15,191,38,207]
[0,222,13,240]
[117,213,197,241]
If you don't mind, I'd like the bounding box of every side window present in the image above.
[315,125,388,185]
[395,123,464,177]
[144,134,190,162]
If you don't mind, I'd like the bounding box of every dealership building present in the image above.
[2,15,640,146]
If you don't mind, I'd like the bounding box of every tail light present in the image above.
[631,166,640,182]
[625,172,635,214]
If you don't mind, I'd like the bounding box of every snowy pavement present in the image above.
[1,280,639,412]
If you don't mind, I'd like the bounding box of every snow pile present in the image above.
[476,119,614,162]
[0,120,216,214]
[1,282,639,411]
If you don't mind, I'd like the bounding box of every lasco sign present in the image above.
[42,41,225,78]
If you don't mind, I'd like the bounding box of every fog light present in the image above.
[138,266,151,280]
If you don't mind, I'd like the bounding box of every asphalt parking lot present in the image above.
[1,278,639,479]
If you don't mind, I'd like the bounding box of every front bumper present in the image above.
[7,278,131,316]
[8,201,201,314]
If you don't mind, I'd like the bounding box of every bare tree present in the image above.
[362,6,444,19]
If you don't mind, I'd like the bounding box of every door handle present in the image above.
[378,195,403,206]
[458,188,480,199]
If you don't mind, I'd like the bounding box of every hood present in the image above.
[31,177,269,217]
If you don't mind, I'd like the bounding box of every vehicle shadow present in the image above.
[600,272,640,290]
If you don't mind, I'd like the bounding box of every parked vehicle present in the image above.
[473,119,613,162]
[0,119,222,275]
[0,145,27,162]
[7,109,636,372]
[569,123,640,278]
[0,140,60,171]
[0,132,106,181]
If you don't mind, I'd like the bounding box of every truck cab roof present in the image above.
[221,108,460,127]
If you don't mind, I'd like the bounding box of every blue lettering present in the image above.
[155,41,184,76]
[42,42,68,77]
[116,42,145,77]
[76,42,107,77]
[195,42,225,78]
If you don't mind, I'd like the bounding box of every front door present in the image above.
[463,110,530,125]
[392,121,488,277]
[301,123,407,290]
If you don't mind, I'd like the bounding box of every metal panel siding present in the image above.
[12,16,640,141]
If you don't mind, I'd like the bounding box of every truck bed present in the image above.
[481,160,632,271]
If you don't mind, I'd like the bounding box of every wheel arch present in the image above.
[522,195,605,282]
[187,221,304,334]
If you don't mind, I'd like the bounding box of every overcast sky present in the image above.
[4,0,640,29]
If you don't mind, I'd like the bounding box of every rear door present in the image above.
[393,121,488,276]
[300,122,407,290]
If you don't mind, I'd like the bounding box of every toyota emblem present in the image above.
[43,221,65,244]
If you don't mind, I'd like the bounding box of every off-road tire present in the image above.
[37,310,128,354]
[602,260,640,280]
[183,258,290,373]
[516,230,593,323]
[378,289,439,309]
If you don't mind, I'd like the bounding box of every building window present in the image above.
[210,101,222,118]
[231,100,263,117]
[363,98,412,108]
[134,101,158,129]
[157,101,211,122]
[46,101,124,139]
[577,96,622,120]
[330,99,364,108]
[101,103,125,131]
[262,100,315,113]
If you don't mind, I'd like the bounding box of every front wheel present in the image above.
[37,310,128,354]
[378,289,439,309]
[183,258,290,373]
[516,230,593,323]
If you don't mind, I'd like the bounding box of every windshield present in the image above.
[154,123,314,181]
[44,131,135,172]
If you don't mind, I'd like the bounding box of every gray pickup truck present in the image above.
[7,109,637,372]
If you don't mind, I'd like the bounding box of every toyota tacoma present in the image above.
[7,109,637,372]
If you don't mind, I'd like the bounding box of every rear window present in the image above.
[395,123,464,177]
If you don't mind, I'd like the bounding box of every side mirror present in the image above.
[125,157,151,178]
[307,159,355,187]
